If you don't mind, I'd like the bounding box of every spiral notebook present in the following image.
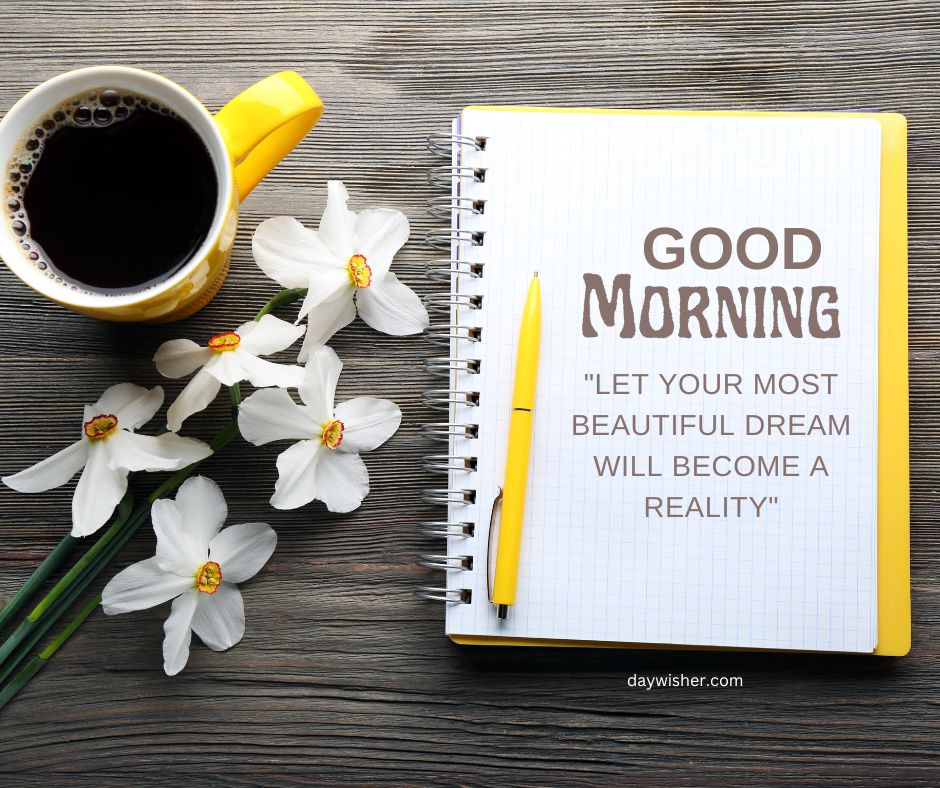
[419,107,910,655]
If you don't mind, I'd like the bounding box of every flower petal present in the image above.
[106,431,187,472]
[318,180,355,260]
[153,339,213,379]
[296,267,353,323]
[270,439,324,510]
[356,272,429,335]
[238,353,305,389]
[236,314,305,356]
[166,370,222,432]
[72,444,128,537]
[163,589,198,676]
[203,352,246,386]
[297,293,357,361]
[209,522,277,584]
[252,215,340,288]
[191,583,245,652]
[93,383,164,430]
[354,208,409,280]
[174,475,229,555]
[106,431,212,473]
[101,556,193,614]
[314,451,370,513]
[333,397,402,454]
[2,440,88,493]
[238,388,319,446]
[152,498,205,574]
[297,344,341,422]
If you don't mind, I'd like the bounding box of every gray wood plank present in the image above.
[0,0,937,783]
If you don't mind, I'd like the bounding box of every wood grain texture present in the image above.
[0,0,936,784]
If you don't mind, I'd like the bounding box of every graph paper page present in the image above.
[445,108,880,652]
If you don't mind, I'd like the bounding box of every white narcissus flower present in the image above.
[251,180,429,362]
[101,476,277,676]
[154,314,305,432]
[237,345,401,512]
[2,384,212,537]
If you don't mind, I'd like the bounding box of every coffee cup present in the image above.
[0,66,322,321]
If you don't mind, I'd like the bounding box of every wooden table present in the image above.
[0,2,936,783]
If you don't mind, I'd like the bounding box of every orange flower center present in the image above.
[83,414,118,441]
[208,332,240,352]
[195,561,222,594]
[346,254,372,288]
[321,419,345,450]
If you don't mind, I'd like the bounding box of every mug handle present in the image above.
[214,71,323,201]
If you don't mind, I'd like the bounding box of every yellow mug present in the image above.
[0,66,323,322]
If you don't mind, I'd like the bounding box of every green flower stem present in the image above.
[0,460,197,688]
[254,287,306,321]
[0,533,78,634]
[0,419,239,688]
[26,493,134,623]
[0,547,107,687]
[0,471,140,634]
[41,591,101,659]
[0,593,100,710]
[0,492,133,669]
[0,285,305,708]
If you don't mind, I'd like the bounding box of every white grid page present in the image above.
[445,109,880,652]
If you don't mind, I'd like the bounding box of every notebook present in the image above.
[419,107,909,655]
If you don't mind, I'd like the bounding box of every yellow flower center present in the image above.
[321,419,345,450]
[83,414,118,441]
[195,561,222,594]
[208,331,240,352]
[346,254,372,288]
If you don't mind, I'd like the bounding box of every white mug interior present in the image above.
[0,66,233,310]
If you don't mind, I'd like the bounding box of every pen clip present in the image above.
[486,487,503,605]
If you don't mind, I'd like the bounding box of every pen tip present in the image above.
[533,270,539,278]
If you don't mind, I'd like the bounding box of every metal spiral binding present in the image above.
[427,165,486,189]
[425,228,485,250]
[423,389,480,411]
[424,260,484,282]
[419,521,475,538]
[415,586,472,603]
[424,324,482,345]
[417,554,474,571]
[425,357,481,377]
[417,130,488,605]
[426,133,487,156]
[422,292,483,313]
[426,196,486,219]
[421,422,479,441]
[422,488,477,505]
[422,455,477,473]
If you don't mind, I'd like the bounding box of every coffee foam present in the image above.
[5,89,177,293]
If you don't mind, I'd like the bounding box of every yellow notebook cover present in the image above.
[445,107,909,656]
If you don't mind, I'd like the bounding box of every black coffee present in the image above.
[7,90,218,293]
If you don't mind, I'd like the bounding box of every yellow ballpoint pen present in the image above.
[492,271,541,619]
